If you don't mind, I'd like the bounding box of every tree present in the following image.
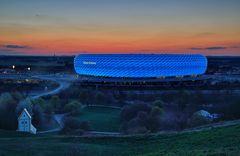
[150,106,163,117]
[152,100,163,108]
[147,106,163,132]
[136,111,149,129]
[127,92,138,100]
[32,104,44,127]
[0,92,18,130]
[0,92,16,107]
[64,100,82,113]
[79,91,89,105]
[33,97,47,109]
[44,104,54,114]
[121,103,151,122]
[11,91,24,101]
[120,106,164,134]
[227,100,240,119]
[49,95,61,112]
[16,97,33,115]
[95,91,105,105]
[177,90,189,111]
[114,92,126,106]
[194,90,205,105]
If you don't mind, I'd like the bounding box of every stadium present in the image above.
[73,54,209,88]
[74,54,207,77]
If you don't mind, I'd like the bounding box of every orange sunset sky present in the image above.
[0,0,240,56]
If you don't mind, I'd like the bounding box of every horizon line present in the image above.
[1,54,240,57]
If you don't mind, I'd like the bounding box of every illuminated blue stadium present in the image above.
[74,54,207,78]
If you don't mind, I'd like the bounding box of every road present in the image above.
[37,113,67,134]
[0,74,72,99]
[31,81,70,100]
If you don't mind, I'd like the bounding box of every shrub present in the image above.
[62,117,90,134]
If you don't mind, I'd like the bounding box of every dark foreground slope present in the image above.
[0,124,240,156]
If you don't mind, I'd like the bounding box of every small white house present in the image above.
[17,108,37,134]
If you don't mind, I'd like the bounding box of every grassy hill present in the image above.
[0,123,240,156]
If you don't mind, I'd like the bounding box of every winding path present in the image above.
[37,114,67,134]
[30,75,72,100]
[28,75,72,133]
[31,81,70,100]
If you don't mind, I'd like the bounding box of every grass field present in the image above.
[75,106,121,132]
[0,123,239,156]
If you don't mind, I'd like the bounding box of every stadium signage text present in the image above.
[83,61,96,65]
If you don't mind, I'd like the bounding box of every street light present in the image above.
[12,65,15,69]
[27,67,31,71]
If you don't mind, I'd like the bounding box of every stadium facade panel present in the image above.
[74,54,207,78]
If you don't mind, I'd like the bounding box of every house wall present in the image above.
[18,112,31,132]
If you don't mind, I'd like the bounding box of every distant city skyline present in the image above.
[0,0,239,56]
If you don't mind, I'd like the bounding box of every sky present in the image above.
[0,0,240,56]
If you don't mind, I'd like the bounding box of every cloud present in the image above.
[2,44,31,49]
[191,46,226,50]
[205,46,226,50]
[0,44,31,55]
[190,47,203,50]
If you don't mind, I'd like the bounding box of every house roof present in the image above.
[18,108,31,120]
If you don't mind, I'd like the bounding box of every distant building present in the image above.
[17,108,37,134]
